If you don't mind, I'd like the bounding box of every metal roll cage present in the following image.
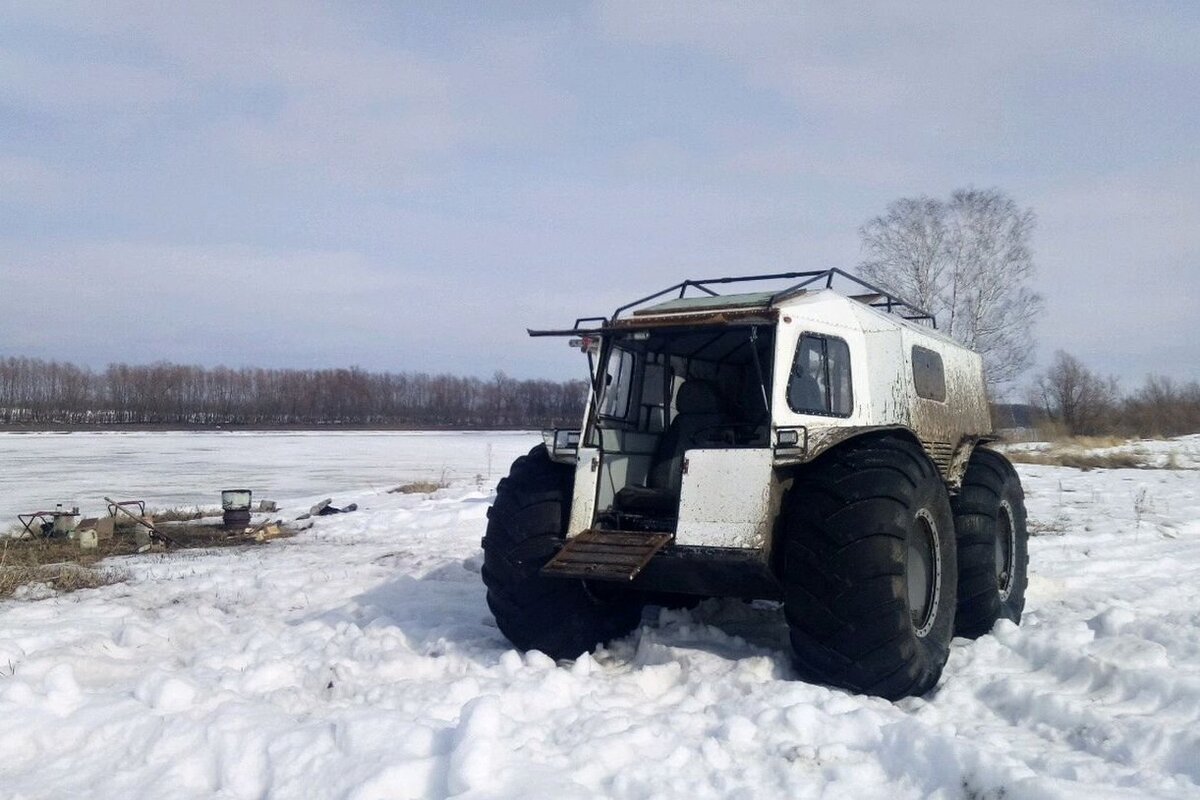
[529,268,936,338]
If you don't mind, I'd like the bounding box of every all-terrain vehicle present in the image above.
[482,269,1029,699]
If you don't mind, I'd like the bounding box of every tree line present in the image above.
[0,357,589,428]
[1032,351,1200,438]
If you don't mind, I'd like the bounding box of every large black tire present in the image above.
[781,435,957,699]
[482,445,644,659]
[951,447,1029,638]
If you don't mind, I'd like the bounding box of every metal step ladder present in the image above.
[540,529,672,582]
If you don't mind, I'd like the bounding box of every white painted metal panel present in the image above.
[567,449,599,538]
[768,290,991,464]
[771,293,880,431]
[863,327,908,427]
[675,448,776,549]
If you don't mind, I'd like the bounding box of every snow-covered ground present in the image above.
[2,435,1199,798]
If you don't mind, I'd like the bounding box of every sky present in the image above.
[1,1,1197,393]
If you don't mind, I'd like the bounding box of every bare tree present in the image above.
[1034,351,1119,435]
[859,187,1042,392]
[858,196,948,312]
[1124,375,1200,438]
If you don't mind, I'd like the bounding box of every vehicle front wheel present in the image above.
[781,435,957,699]
[482,445,644,659]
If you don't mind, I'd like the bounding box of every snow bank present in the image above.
[1,437,1199,797]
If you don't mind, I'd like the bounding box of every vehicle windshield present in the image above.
[591,325,774,441]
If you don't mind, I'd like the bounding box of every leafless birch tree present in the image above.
[859,188,1042,392]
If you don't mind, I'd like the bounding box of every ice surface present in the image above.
[0,433,1199,797]
[0,430,536,521]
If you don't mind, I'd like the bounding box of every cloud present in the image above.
[0,2,1197,386]
[594,1,1200,381]
[0,61,181,123]
[0,237,611,376]
[720,140,919,186]
[594,1,1200,149]
[0,242,413,367]
[0,156,78,208]
[0,2,570,187]
[1029,164,1200,377]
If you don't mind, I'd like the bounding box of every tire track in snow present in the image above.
[945,464,1200,794]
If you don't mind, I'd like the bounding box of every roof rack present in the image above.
[612,268,934,325]
[529,268,936,338]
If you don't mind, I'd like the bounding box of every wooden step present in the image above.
[541,529,672,582]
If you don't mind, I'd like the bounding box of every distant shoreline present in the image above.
[0,423,543,433]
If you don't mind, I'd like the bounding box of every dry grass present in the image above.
[388,479,447,494]
[150,506,222,522]
[2,522,28,539]
[1005,437,1196,471]
[1054,434,1127,449]
[1030,421,1069,442]
[1027,514,1070,536]
[1,534,137,569]
[1002,434,1186,471]
[159,521,292,548]
[1006,449,1146,471]
[0,519,287,600]
[0,563,129,598]
[0,538,131,599]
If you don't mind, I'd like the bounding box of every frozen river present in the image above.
[0,430,539,523]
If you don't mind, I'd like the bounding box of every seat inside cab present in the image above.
[588,325,775,533]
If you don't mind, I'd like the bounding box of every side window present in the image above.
[912,345,946,401]
[826,337,853,415]
[787,334,853,417]
[599,347,635,419]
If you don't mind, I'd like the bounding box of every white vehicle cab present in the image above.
[483,269,1029,699]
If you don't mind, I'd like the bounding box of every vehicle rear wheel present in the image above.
[482,445,644,659]
[781,435,957,699]
[951,447,1029,638]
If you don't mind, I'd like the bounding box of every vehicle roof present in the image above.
[633,288,968,351]
[631,290,778,315]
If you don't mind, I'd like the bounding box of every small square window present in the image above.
[912,346,946,402]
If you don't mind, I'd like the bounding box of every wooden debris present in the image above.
[253,524,285,542]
